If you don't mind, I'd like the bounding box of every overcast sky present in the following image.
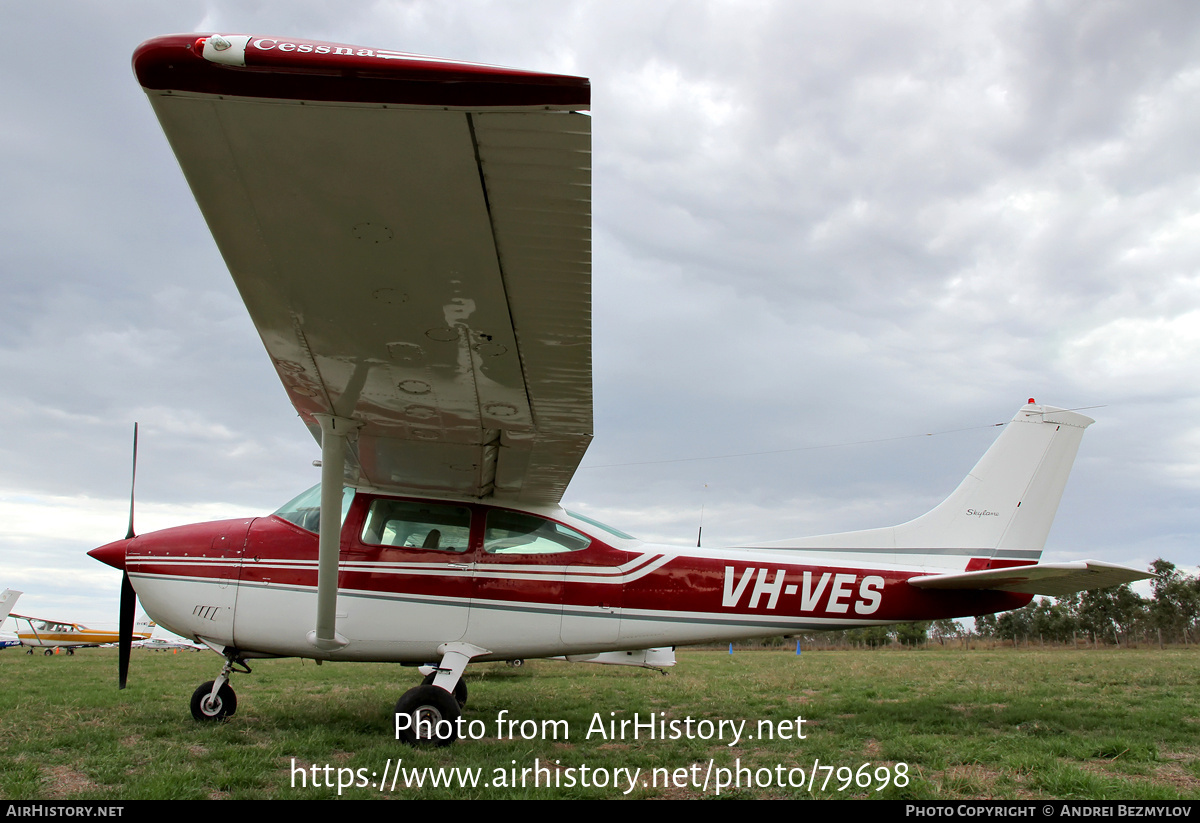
[2,1,1198,624]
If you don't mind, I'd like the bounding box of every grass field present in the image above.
[1,645,1197,799]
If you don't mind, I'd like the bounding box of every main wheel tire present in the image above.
[190,680,237,721]
[394,685,460,747]
[421,673,468,708]
[44,649,53,656]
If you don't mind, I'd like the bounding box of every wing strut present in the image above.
[306,414,359,652]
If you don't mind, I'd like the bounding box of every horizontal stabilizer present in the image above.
[908,561,1152,597]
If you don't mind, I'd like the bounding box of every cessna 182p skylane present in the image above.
[88,34,1149,745]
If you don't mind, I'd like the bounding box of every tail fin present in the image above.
[753,402,1093,565]
[893,401,1093,552]
[0,589,23,624]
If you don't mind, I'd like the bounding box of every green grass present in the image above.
[1,646,1197,799]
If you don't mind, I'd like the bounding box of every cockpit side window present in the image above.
[273,484,356,533]
[360,500,472,553]
[484,510,590,555]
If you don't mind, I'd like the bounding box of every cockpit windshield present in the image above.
[273,484,356,533]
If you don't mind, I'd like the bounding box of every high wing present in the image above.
[134,35,592,503]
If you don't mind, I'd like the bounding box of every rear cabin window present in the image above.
[360,500,472,553]
[484,510,590,555]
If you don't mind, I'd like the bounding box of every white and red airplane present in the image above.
[88,34,1149,745]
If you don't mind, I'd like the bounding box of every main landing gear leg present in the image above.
[191,655,251,721]
[395,642,488,747]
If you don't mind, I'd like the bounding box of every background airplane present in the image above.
[8,610,151,655]
[134,637,205,652]
[0,590,22,649]
[0,589,21,623]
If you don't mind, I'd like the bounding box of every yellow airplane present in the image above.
[9,605,151,656]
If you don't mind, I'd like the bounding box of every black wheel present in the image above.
[422,672,468,708]
[66,648,74,656]
[190,680,237,721]
[394,685,459,746]
[507,658,524,668]
[43,648,53,656]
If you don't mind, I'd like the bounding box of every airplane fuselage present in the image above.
[95,490,1031,663]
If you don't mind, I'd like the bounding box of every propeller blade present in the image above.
[118,570,135,689]
[125,423,138,540]
[119,423,139,689]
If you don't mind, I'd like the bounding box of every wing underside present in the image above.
[137,35,592,503]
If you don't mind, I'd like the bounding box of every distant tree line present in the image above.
[783,558,1199,650]
[974,559,1199,647]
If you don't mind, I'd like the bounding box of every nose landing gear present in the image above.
[191,655,250,722]
[191,680,237,720]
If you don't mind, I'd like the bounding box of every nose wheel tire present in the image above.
[191,680,237,721]
[395,685,459,746]
[421,673,468,708]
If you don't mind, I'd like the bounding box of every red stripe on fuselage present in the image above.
[127,513,1026,623]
